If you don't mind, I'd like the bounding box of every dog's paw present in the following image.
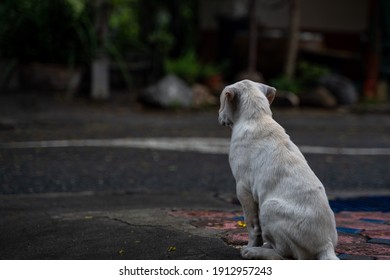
[240,246,257,259]
[240,246,283,260]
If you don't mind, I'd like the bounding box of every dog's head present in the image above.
[218,79,276,127]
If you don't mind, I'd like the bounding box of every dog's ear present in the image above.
[219,89,236,126]
[225,90,235,102]
[265,86,276,105]
[219,90,235,112]
[256,83,276,105]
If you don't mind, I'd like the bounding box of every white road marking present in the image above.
[1,138,390,156]
[0,138,229,155]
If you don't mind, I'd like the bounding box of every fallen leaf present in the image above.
[167,246,176,252]
[237,221,246,228]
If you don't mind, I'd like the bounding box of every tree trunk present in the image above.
[248,0,257,73]
[237,0,263,82]
[363,0,381,99]
[284,0,300,79]
[91,0,110,100]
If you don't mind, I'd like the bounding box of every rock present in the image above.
[192,84,218,108]
[319,74,359,105]
[140,75,193,108]
[299,86,337,108]
[272,90,300,107]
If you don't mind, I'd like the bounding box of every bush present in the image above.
[0,0,95,66]
[164,51,220,84]
[271,61,330,94]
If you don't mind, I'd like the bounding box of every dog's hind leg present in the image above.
[241,246,283,260]
[316,247,339,260]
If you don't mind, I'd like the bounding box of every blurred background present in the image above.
[1,0,390,260]
[0,0,390,196]
[0,0,389,107]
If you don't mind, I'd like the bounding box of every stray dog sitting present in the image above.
[218,80,338,260]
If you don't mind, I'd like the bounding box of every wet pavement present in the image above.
[0,92,389,259]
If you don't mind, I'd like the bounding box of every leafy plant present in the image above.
[297,61,330,87]
[164,51,220,84]
[201,63,220,79]
[270,75,302,94]
[271,61,330,94]
[147,8,175,54]
[0,0,96,66]
[164,51,199,84]
[109,0,144,52]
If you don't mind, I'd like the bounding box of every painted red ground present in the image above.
[169,210,390,260]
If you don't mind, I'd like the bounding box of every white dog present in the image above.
[218,80,338,260]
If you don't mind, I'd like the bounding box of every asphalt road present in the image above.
[1,94,390,196]
[1,93,390,261]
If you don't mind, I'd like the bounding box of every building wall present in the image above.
[199,0,368,32]
[198,0,370,81]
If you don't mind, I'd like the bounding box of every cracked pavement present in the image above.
[0,191,241,259]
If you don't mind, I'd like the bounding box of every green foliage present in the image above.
[164,51,220,84]
[271,61,330,94]
[0,0,201,77]
[297,61,330,87]
[0,0,147,65]
[270,75,302,94]
[201,63,220,78]
[109,0,142,51]
[148,8,174,51]
[0,0,95,65]
[164,51,199,84]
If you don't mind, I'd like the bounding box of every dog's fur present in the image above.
[218,80,338,260]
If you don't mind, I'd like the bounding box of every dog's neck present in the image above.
[235,102,273,126]
[231,109,285,142]
[232,111,274,133]
[238,93,273,119]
